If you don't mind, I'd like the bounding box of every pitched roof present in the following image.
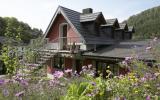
[44,6,85,42]
[101,18,119,28]
[119,23,129,31]
[83,39,157,60]
[80,12,102,22]
[44,6,115,44]
[106,18,117,26]
[119,23,126,29]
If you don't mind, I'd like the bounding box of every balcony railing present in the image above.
[43,37,84,52]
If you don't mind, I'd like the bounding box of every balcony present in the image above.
[43,37,84,53]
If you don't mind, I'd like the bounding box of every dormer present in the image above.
[124,26,135,40]
[100,18,120,39]
[80,8,106,36]
[119,23,128,31]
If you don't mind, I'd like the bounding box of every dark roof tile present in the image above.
[83,39,157,60]
[80,12,102,22]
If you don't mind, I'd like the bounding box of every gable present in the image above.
[45,14,80,42]
[46,14,66,41]
[44,6,85,42]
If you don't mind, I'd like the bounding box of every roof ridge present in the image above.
[106,18,117,20]
[59,5,80,14]
[80,12,102,16]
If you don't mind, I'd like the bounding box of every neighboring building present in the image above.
[38,6,153,76]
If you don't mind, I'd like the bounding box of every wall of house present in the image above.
[82,22,97,35]
[83,58,93,66]
[64,58,73,69]
[46,14,80,43]
[114,30,123,40]
[46,14,66,42]
[67,27,81,43]
[124,32,132,40]
[100,27,113,39]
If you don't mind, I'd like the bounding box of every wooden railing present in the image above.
[42,37,84,52]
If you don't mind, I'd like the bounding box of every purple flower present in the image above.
[140,77,147,82]
[53,71,64,79]
[122,61,127,65]
[0,79,5,85]
[20,80,28,86]
[146,95,150,100]
[3,89,9,97]
[15,91,25,97]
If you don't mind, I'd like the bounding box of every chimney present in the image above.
[82,8,93,14]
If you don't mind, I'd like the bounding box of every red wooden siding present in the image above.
[64,58,73,69]
[67,28,80,43]
[83,59,93,66]
[46,14,66,42]
[46,14,80,43]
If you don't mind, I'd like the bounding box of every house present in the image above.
[38,6,154,76]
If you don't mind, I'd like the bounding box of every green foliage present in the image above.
[0,17,43,43]
[0,29,22,75]
[24,37,45,63]
[63,75,110,100]
[126,6,160,39]
[0,45,20,75]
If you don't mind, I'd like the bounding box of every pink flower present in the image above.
[53,71,64,79]
[146,95,150,100]
[125,56,132,61]
[122,61,127,65]
[65,69,72,73]
[15,91,25,97]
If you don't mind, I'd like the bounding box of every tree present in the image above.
[0,17,43,43]
[126,6,160,39]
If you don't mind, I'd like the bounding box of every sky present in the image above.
[0,0,160,32]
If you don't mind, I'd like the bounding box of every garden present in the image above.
[0,37,160,100]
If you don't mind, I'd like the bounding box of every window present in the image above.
[53,57,64,69]
[59,23,68,50]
